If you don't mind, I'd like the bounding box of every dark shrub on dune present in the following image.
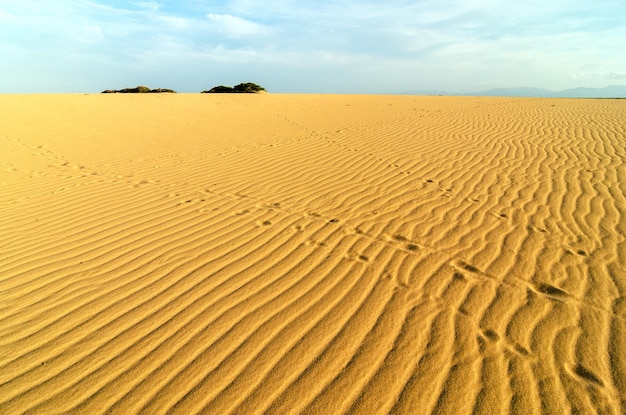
[233,82,266,93]
[101,86,176,93]
[201,82,266,93]
[203,85,235,93]
[149,88,176,93]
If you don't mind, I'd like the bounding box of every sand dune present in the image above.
[0,94,624,414]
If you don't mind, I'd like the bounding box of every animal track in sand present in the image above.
[256,201,282,211]
[564,247,588,257]
[345,252,370,263]
[483,329,500,342]
[256,202,282,211]
[535,283,569,297]
[480,329,535,359]
[304,239,328,248]
[405,244,420,252]
[129,179,160,189]
[513,344,531,357]
[455,260,481,274]
[384,234,422,253]
[571,364,604,386]
[198,206,220,213]
[489,211,508,219]
[302,212,343,226]
[392,234,408,242]
[452,272,466,281]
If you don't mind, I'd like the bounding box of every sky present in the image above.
[1,0,625,93]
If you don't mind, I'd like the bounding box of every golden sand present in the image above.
[0,94,624,414]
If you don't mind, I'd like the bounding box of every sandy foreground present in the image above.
[0,94,624,414]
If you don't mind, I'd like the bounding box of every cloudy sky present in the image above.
[1,0,625,93]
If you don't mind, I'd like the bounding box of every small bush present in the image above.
[233,82,265,93]
[101,86,176,93]
[201,82,266,93]
[202,85,235,93]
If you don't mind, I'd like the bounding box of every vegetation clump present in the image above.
[201,82,266,93]
[203,85,235,93]
[100,82,265,94]
[101,86,176,93]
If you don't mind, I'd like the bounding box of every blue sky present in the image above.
[1,0,625,93]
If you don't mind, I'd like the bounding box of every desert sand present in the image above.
[0,93,624,414]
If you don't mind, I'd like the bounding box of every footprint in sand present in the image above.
[482,329,500,342]
[454,260,481,274]
[571,364,604,386]
[564,247,588,257]
[530,283,571,302]
[513,344,531,356]
[453,272,466,281]
[305,239,328,248]
[385,234,421,253]
[346,252,370,263]
[257,202,282,211]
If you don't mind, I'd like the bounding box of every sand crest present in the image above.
[0,94,624,414]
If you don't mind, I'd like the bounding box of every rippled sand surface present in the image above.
[1,94,624,414]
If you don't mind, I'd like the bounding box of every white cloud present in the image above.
[572,71,626,81]
[157,14,190,28]
[607,72,626,80]
[133,1,161,12]
[0,8,16,21]
[205,13,268,38]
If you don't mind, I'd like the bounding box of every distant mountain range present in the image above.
[404,85,626,98]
